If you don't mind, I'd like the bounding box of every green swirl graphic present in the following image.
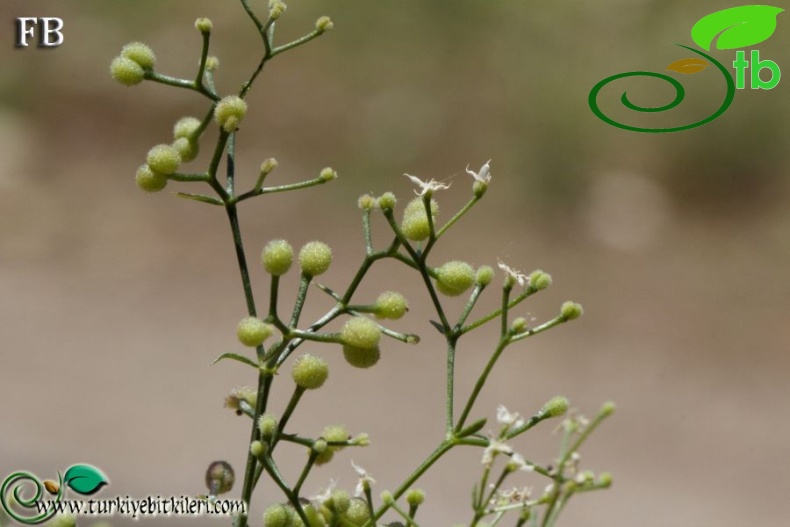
[1,471,62,525]
[588,45,735,133]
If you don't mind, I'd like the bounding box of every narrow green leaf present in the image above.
[176,192,223,206]
[63,465,108,495]
[456,417,487,438]
[211,352,259,369]
[429,320,445,335]
[691,5,784,51]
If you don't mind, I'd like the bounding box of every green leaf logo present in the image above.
[691,5,783,51]
[63,465,108,495]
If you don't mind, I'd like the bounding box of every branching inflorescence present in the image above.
[110,2,613,526]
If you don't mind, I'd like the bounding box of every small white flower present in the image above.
[310,479,337,504]
[404,173,451,196]
[482,436,513,465]
[510,452,534,472]
[497,259,529,288]
[496,405,525,429]
[465,159,492,183]
[351,460,376,497]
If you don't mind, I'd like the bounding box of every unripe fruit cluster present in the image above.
[299,241,332,277]
[401,197,439,242]
[214,95,248,133]
[236,317,274,347]
[291,354,329,390]
[374,291,408,320]
[435,260,475,297]
[340,317,382,369]
[262,240,294,276]
[110,42,155,87]
[136,143,182,192]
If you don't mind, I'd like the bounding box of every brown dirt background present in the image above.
[1,1,789,526]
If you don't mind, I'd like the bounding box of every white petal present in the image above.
[351,460,367,477]
[496,405,512,425]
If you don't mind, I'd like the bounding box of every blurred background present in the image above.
[1,0,789,525]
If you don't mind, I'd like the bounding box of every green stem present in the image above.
[237,174,333,202]
[436,195,480,238]
[367,441,454,525]
[290,275,312,328]
[271,30,324,57]
[445,338,457,436]
[272,386,306,451]
[293,452,318,496]
[259,455,309,525]
[194,30,217,99]
[362,208,373,255]
[460,286,537,336]
[455,338,509,433]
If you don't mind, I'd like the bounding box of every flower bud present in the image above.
[269,0,287,20]
[540,396,569,418]
[263,503,289,527]
[340,317,381,349]
[135,164,167,192]
[342,345,380,369]
[322,424,350,450]
[292,354,329,390]
[598,472,613,487]
[205,56,220,71]
[435,261,475,297]
[475,265,494,286]
[173,117,202,140]
[205,461,235,496]
[258,413,278,440]
[560,301,583,321]
[379,491,394,505]
[299,241,333,277]
[171,138,199,163]
[405,489,425,506]
[313,438,328,454]
[351,433,370,446]
[316,16,334,33]
[110,56,144,86]
[529,270,552,291]
[214,95,248,133]
[121,42,156,69]
[262,239,294,276]
[146,144,181,175]
[260,158,279,177]
[195,17,213,33]
[377,192,397,211]
[511,317,527,333]
[237,316,274,347]
[600,401,616,417]
[374,291,408,320]
[344,499,370,527]
[319,167,337,182]
[358,194,376,211]
[250,440,266,458]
